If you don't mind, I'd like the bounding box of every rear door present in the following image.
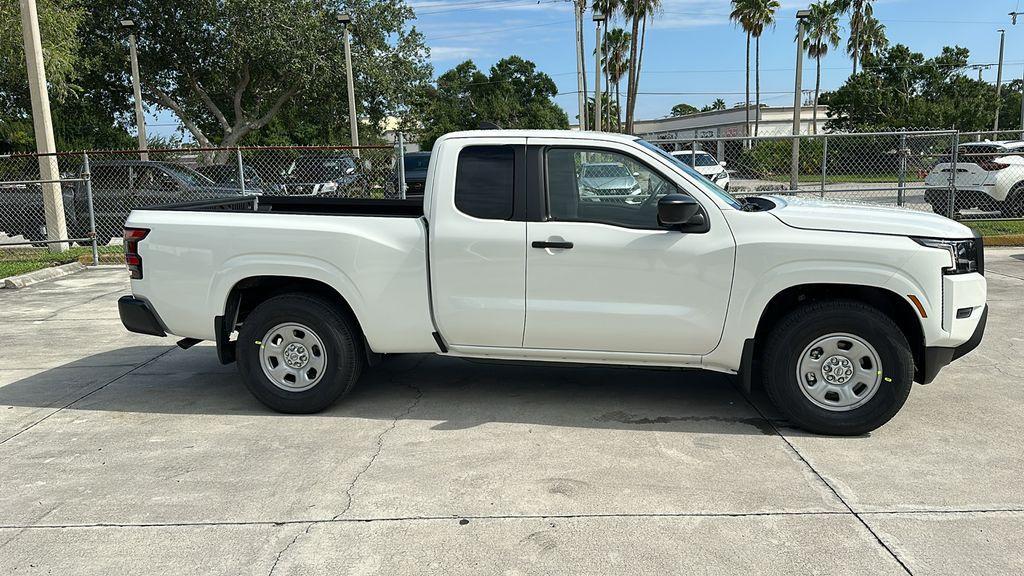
[428,138,528,347]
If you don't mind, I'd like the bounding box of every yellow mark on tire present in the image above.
[884,377,893,382]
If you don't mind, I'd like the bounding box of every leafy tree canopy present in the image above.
[670,102,699,117]
[414,56,568,149]
[820,44,1014,132]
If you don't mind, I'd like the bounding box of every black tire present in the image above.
[237,293,363,413]
[1004,183,1024,218]
[762,300,914,436]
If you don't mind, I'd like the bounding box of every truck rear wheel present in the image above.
[762,300,914,436]
[237,294,363,413]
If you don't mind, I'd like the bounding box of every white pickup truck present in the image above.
[118,130,987,435]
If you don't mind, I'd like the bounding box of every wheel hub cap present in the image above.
[259,322,327,392]
[821,355,854,385]
[796,333,883,412]
[282,343,310,369]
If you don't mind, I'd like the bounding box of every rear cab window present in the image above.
[454,146,515,220]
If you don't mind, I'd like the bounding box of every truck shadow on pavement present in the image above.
[0,345,790,437]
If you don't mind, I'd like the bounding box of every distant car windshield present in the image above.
[638,139,743,209]
[582,164,631,178]
[163,164,215,187]
[404,154,430,171]
[673,152,719,167]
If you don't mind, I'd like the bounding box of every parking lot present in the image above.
[0,252,1021,575]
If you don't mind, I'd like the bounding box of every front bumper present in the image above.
[918,304,987,384]
[118,295,166,337]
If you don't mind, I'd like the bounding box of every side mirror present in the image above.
[658,193,701,227]
[719,161,727,167]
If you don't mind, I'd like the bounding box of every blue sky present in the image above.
[148,0,1024,139]
[412,0,1024,122]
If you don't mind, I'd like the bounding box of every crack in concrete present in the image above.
[4,508,1023,531]
[733,388,916,576]
[331,359,426,521]
[267,522,314,576]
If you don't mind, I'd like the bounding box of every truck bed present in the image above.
[138,195,424,218]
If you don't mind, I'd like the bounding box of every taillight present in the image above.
[979,160,1009,171]
[124,227,150,279]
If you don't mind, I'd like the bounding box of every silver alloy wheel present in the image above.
[259,322,328,392]
[796,332,883,412]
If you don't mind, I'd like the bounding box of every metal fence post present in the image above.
[82,152,99,266]
[947,131,959,219]
[398,132,407,200]
[897,131,907,207]
[236,148,246,195]
[820,135,828,199]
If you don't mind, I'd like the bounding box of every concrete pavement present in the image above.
[1,250,1022,575]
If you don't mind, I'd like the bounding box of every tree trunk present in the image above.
[616,79,622,132]
[625,8,641,134]
[852,11,861,75]
[813,52,821,134]
[744,32,750,146]
[632,13,648,131]
[754,35,761,137]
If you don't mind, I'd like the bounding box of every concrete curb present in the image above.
[2,262,86,289]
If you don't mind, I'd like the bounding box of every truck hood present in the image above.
[764,195,974,239]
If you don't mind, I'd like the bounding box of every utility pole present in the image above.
[20,0,67,251]
[1010,11,1024,131]
[593,10,605,132]
[337,13,360,154]
[994,29,1006,133]
[790,9,811,192]
[120,20,148,161]
[575,1,588,130]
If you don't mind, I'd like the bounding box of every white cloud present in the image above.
[430,45,485,61]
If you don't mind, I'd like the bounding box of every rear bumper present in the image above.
[918,304,987,384]
[118,295,166,337]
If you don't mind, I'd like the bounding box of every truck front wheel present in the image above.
[237,294,363,413]
[762,301,914,436]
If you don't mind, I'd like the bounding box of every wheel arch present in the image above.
[740,283,925,391]
[216,275,378,366]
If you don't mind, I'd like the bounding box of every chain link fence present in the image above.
[0,142,409,278]
[2,129,1022,280]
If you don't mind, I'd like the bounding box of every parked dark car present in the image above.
[402,151,430,198]
[279,155,367,196]
[194,164,267,194]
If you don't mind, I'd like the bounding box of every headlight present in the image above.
[912,236,984,275]
[317,181,339,194]
[712,171,727,181]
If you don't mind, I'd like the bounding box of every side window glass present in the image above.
[454,146,514,220]
[546,148,676,229]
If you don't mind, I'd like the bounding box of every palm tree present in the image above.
[623,0,662,134]
[800,2,841,134]
[849,13,887,68]
[701,98,727,112]
[731,0,780,138]
[603,27,631,131]
[593,0,621,130]
[835,0,875,75]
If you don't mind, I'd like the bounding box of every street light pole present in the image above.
[790,9,811,192]
[593,10,605,132]
[995,29,1006,133]
[575,1,588,130]
[337,13,360,154]
[120,20,148,161]
[19,0,67,252]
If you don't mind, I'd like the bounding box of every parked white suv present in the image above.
[924,141,1024,217]
[671,150,730,190]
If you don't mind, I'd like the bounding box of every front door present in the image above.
[523,143,735,356]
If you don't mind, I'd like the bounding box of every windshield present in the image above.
[673,151,719,167]
[638,139,743,209]
[163,164,215,187]
[404,154,430,171]
[582,163,631,178]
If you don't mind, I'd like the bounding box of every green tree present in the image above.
[849,13,887,66]
[834,0,876,75]
[128,0,429,159]
[701,98,727,112]
[800,1,841,134]
[731,0,780,137]
[820,44,999,132]
[603,27,630,131]
[413,56,568,148]
[670,103,699,117]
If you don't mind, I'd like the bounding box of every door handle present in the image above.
[532,240,574,250]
